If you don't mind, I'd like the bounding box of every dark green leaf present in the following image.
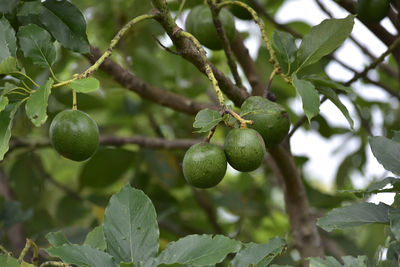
[104,185,159,265]
[309,255,368,267]
[272,30,297,74]
[47,244,116,267]
[79,148,135,188]
[0,201,33,228]
[342,177,400,196]
[292,74,320,122]
[9,153,44,208]
[0,96,8,112]
[119,263,135,267]
[389,209,400,241]
[0,0,18,14]
[193,108,222,133]
[0,17,16,60]
[17,24,56,68]
[25,78,53,126]
[70,77,100,93]
[317,202,393,232]
[232,237,286,267]
[40,0,90,53]
[84,225,106,251]
[0,57,18,74]
[296,15,355,71]
[392,130,400,143]
[0,254,19,267]
[17,1,42,17]
[304,74,352,93]
[0,102,21,160]
[157,234,241,266]
[316,86,354,129]
[56,195,90,225]
[46,231,71,247]
[369,136,400,175]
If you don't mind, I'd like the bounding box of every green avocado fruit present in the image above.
[49,109,99,162]
[224,128,266,172]
[240,96,290,148]
[182,143,227,188]
[185,5,236,50]
[230,0,254,20]
[356,0,390,23]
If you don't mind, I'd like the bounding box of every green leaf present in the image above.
[369,136,400,175]
[46,231,71,247]
[79,148,135,188]
[193,108,222,133]
[84,225,106,251]
[0,17,17,60]
[40,0,90,53]
[392,130,400,143]
[272,30,297,74]
[0,57,18,74]
[0,254,19,267]
[309,255,368,267]
[232,237,286,267]
[292,74,320,122]
[304,74,352,93]
[120,263,135,267]
[342,177,400,196]
[25,78,53,127]
[0,0,19,14]
[17,1,42,17]
[296,15,355,71]
[317,202,393,232]
[104,185,159,265]
[70,77,100,93]
[2,82,16,95]
[157,234,241,266]
[47,244,116,267]
[0,96,8,112]
[17,24,56,68]
[315,86,354,129]
[389,209,400,241]
[0,102,21,160]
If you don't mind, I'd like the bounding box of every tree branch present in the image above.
[151,0,250,107]
[87,46,214,115]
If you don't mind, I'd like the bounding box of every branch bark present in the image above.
[87,46,214,115]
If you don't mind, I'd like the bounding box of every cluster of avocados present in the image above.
[49,109,99,162]
[182,96,290,189]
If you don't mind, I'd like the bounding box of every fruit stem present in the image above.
[72,90,77,110]
[264,67,278,98]
[18,239,38,265]
[217,1,292,84]
[224,109,253,128]
[52,14,156,89]
[179,30,227,108]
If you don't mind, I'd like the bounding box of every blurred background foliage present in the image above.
[1,0,399,265]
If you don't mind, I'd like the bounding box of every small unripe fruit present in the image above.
[241,96,290,148]
[49,110,99,161]
[182,143,227,188]
[224,128,266,172]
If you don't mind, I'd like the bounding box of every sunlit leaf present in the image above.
[193,108,222,133]
[317,202,393,232]
[292,74,320,122]
[25,78,53,126]
[70,77,100,93]
[296,15,355,71]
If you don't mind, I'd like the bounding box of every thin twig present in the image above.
[207,0,243,88]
